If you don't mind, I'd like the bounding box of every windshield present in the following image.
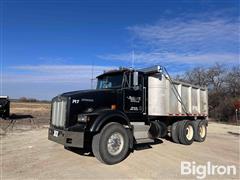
[97,74,123,89]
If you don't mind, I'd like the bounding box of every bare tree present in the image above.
[225,66,240,97]
[206,63,225,93]
[175,63,240,122]
[184,67,208,86]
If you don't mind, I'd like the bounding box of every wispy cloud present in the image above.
[99,52,238,67]
[128,18,238,52]
[5,65,115,83]
[99,14,239,67]
[11,65,113,74]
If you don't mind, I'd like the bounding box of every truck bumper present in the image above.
[48,127,84,148]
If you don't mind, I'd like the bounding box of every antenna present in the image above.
[131,50,135,69]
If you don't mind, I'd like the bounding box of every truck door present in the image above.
[123,72,145,116]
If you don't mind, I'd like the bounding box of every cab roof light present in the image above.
[111,104,117,110]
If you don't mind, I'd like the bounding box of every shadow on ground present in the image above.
[227,131,240,136]
[0,114,36,133]
[9,114,34,119]
[134,139,163,151]
[65,146,94,157]
[65,138,164,159]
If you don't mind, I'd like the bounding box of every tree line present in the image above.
[176,63,240,123]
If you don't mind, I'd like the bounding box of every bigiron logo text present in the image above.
[181,161,237,179]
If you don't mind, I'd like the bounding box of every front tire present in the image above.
[92,122,130,165]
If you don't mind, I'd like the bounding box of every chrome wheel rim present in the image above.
[107,132,124,156]
[186,125,194,140]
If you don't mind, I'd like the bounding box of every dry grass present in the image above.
[10,102,51,114]
[0,102,51,135]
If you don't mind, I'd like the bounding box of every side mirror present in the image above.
[133,71,139,87]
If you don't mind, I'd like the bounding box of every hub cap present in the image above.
[186,125,194,140]
[199,124,206,138]
[107,132,124,156]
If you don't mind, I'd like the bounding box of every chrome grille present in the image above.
[51,99,67,127]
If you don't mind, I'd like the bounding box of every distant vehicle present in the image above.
[48,65,208,165]
[0,96,10,119]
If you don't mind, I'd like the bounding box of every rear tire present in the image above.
[148,121,161,139]
[92,122,130,165]
[193,120,207,142]
[157,121,167,138]
[178,120,195,145]
[171,121,180,143]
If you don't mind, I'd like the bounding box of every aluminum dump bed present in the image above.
[148,74,208,116]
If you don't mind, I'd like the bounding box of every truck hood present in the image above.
[59,89,118,114]
[60,89,116,99]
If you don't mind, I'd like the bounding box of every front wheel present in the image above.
[92,122,130,165]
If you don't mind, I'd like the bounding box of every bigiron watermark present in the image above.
[181,161,237,179]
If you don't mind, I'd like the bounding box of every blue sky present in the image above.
[1,0,239,100]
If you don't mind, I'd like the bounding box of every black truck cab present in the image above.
[49,68,145,147]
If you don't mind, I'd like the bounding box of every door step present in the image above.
[135,138,154,144]
[133,124,150,139]
[131,123,153,144]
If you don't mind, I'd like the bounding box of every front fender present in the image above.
[89,110,130,132]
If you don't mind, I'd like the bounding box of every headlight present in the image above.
[77,114,89,122]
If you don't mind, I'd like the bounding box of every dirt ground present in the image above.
[1,102,240,179]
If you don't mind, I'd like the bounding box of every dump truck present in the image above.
[48,65,208,164]
[0,96,10,119]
